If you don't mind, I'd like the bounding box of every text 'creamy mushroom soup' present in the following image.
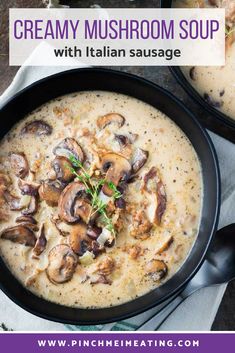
[0,91,202,308]
[173,0,235,120]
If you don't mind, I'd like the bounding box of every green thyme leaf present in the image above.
[68,155,117,235]
[108,181,122,199]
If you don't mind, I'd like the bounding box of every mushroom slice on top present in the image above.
[10,152,29,178]
[0,225,36,247]
[114,134,129,148]
[132,148,149,174]
[16,215,37,224]
[39,180,64,207]
[33,223,47,256]
[114,134,133,160]
[21,120,52,136]
[69,223,91,256]
[18,179,40,196]
[17,223,39,231]
[52,156,74,183]
[97,113,125,130]
[73,199,93,224]
[46,244,78,284]
[53,138,84,164]
[115,133,138,147]
[146,259,168,282]
[16,213,39,230]
[101,153,131,197]
[58,182,88,223]
[143,167,167,225]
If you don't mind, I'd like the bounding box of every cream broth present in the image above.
[173,0,235,120]
[0,91,202,308]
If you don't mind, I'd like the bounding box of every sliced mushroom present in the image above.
[39,180,64,206]
[155,181,167,225]
[22,196,38,215]
[18,179,40,196]
[53,138,84,164]
[146,259,168,282]
[97,113,125,130]
[143,167,167,225]
[132,148,149,174]
[69,223,91,256]
[115,134,129,147]
[3,191,24,211]
[33,224,47,256]
[10,152,29,178]
[114,134,134,159]
[73,199,93,224]
[58,182,88,223]
[46,244,78,284]
[52,156,74,183]
[101,153,131,196]
[21,120,52,136]
[86,225,102,240]
[16,215,37,224]
[0,225,36,246]
[18,223,39,231]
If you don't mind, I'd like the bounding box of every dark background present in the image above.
[0,0,234,330]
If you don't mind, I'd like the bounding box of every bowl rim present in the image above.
[0,67,221,325]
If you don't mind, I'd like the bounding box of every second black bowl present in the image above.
[161,0,235,143]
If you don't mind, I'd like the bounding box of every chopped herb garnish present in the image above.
[69,155,122,234]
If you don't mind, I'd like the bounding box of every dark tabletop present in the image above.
[0,0,234,331]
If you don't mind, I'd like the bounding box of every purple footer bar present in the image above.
[0,333,235,353]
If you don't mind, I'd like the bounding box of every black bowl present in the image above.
[161,0,235,143]
[0,68,220,325]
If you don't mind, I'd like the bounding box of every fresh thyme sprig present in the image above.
[69,155,121,234]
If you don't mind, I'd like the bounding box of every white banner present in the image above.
[9,8,225,66]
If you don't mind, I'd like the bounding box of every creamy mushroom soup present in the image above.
[0,91,202,308]
[173,0,235,120]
